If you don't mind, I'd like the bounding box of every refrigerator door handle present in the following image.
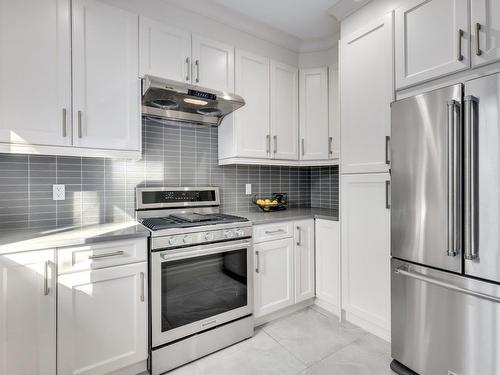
[447,100,461,257]
[464,95,479,260]
[395,266,500,303]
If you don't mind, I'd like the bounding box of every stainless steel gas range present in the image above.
[135,187,254,375]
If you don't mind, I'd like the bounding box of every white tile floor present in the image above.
[168,307,395,375]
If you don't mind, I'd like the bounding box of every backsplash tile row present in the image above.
[0,118,337,231]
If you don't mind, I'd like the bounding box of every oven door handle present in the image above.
[159,241,252,262]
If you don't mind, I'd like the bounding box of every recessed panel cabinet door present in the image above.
[58,263,148,375]
[395,0,470,88]
[0,250,56,375]
[0,0,71,146]
[192,35,234,92]
[341,173,391,339]
[329,64,340,160]
[294,219,315,303]
[341,13,393,174]
[139,16,191,82]
[471,0,500,67]
[299,68,329,160]
[72,0,140,151]
[234,50,270,159]
[271,61,298,160]
[254,238,294,318]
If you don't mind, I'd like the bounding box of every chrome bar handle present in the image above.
[185,57,190,81]
[88,250,124,260]
[62,108,67,137]
[194,59,200,83]
[273,135,277,154]
[475,23,482,56]
[266,135,270,154]
[301,138,305,157]
[385,180,391,209]
[77,110,83,138]
[255,250,260,273]
[385,136,390,165]
[464,96,479,260]
[395,266,500,303]
[447,100,461,257]
[140,272,145,302]
[265,229,285,234]
[457,29,464,62]
[328,137,333,156]
[44,261,50,296]
[447,100,456,256]
[296,226,301,246]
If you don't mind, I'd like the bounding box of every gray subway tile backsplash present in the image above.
[0,118,338,231]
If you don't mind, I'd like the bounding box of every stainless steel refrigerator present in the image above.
[390,72,500,375]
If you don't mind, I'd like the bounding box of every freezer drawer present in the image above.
[391,258,500,375]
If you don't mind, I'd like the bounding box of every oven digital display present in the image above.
[142,190,216,204]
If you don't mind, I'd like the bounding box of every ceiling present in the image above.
[209,0,341,41]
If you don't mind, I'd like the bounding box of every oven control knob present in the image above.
[183,235,192,244]
[204,232,214,241]
[168,237,177,246]
[224,230,234,239]
[235,229,244,237]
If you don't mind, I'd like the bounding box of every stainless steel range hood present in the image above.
[141,75,245,126]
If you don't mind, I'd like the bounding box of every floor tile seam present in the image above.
[259,327,309,371]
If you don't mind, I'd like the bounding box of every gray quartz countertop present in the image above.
[0,221,150,255]
[229,208,338,225]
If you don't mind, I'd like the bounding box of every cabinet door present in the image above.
[0,250,56,375]
[315,219,340,312]
[139,16,191,82]
[270,61,298,160]
[471,0,500,67]
[0,0,71,146]
[328,64,340,160]
[192,35,234,92]
[58,262,147,375]
[234,50,270,159]
[294,219,315,303]
[72,0,140,151]
[299,68,329,160]
[254,238,294,318]
[341,13,393,174]
[341,173,391,339]
[395,0,469,88]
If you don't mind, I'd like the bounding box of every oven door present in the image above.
[151,239,253,347]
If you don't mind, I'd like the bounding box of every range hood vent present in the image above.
[141,75,245,126]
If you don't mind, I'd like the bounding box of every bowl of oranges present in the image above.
[253,193,287,212]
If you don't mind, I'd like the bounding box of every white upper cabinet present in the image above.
[341,13,393,174]
[299,67,329,161]
[395,0,470,89]
[341,173,391,340]
[270,61,299,160]
[328,64,340,160]
[234,50,270,159]
[0,0,71,147]
[294,219,315,303]
[471,0,500,67]
[139,16,191,82]
[0,250,56,375]
[192,35,234,92]
[72,0,140,151]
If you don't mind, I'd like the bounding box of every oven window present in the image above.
[161,249,247,332]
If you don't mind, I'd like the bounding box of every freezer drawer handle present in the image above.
[395,267,500,303]
[385,136,390,165]
[385,180,391,209]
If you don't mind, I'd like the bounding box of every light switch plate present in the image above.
[53,184,65,201]
[245,184,252,195]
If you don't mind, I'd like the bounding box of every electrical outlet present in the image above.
[245,184,252,195]
[52,184,65,201]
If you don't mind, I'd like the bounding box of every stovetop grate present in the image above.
[140,214,249,231]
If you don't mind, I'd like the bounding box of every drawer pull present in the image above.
[265,229,285,235]
[140,272,145,302]
[88,250,125,260]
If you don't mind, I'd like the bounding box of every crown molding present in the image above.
[328,0,374,21]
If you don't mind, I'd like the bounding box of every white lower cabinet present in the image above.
[315,219,340,314]
[253,219,315,319]
[0,250,56,375]
[58,261,148,375]
[341,173,391,340]
[253,238,295,318]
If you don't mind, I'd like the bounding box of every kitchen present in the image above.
[0,0,499,375]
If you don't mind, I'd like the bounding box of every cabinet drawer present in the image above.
[58,238,147,274]
[253,222,293,243]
